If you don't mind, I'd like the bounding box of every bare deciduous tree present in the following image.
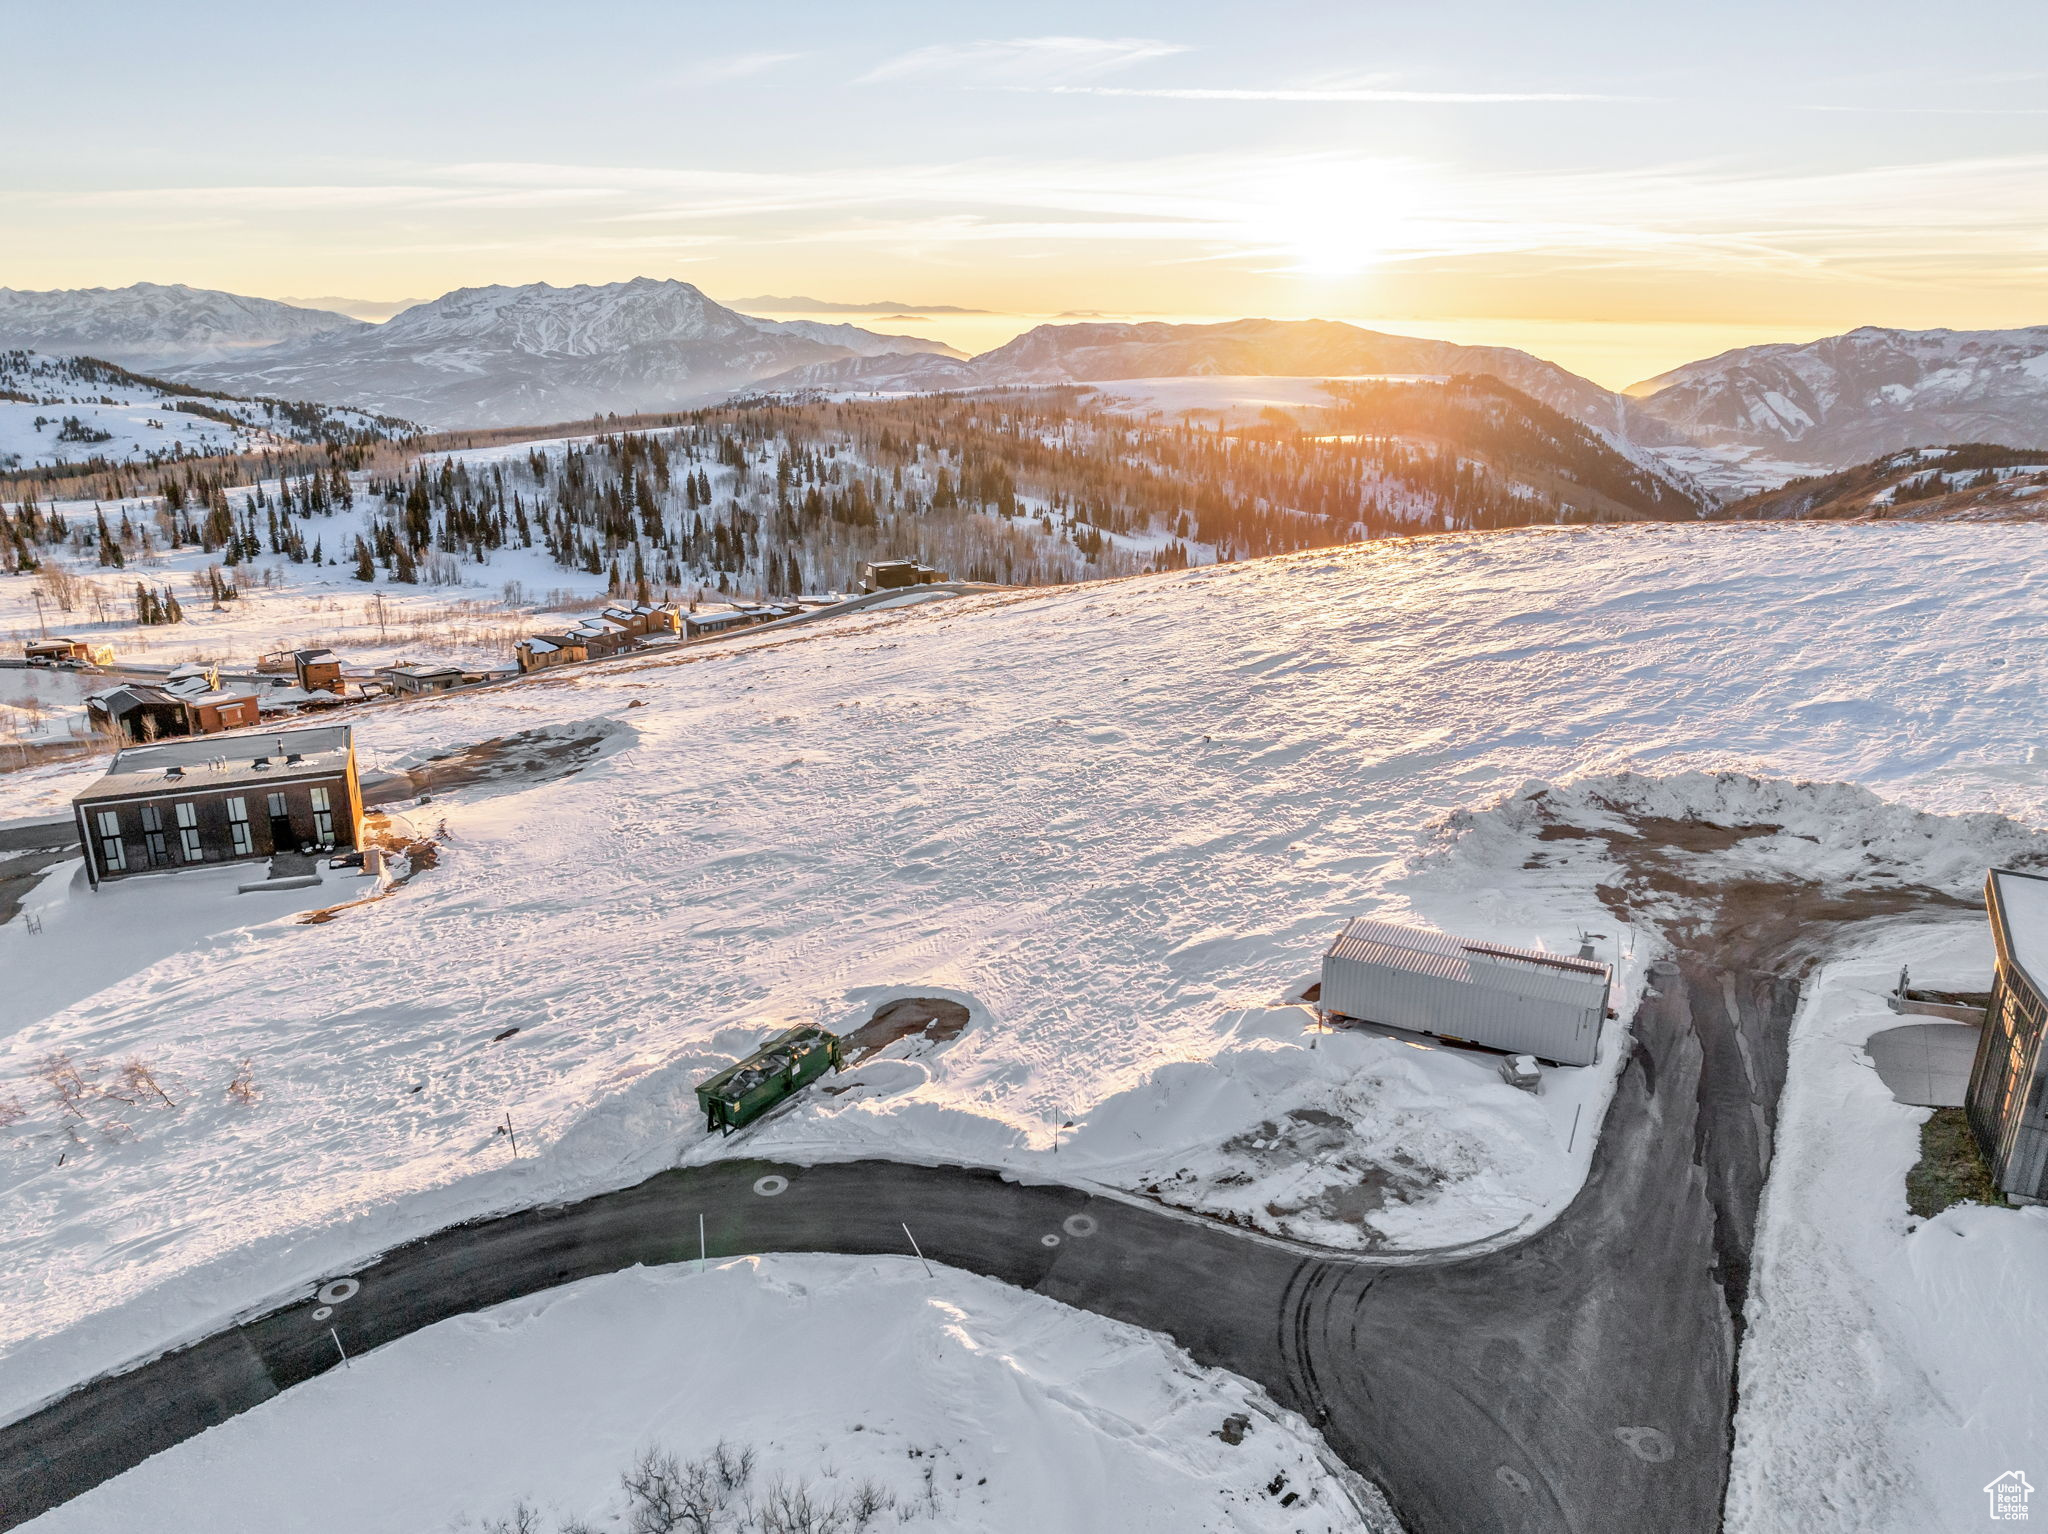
[36,1051,96,1118]
[118,1058,177,1108]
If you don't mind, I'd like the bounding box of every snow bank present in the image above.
[4,521,2048,1424]
[22,1254,1386,1534]
[1726,929,2048,1534]
[1425,769,2048,907]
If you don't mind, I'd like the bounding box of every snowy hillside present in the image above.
[1725,443,2048,522]
[1,520,2045,1427]
[755,316,1691,454]
[0,283,365,370]
[172,279,962,429]
[31,1254,1379,1534]
[0,351,413,471]
[1629,324,2048,472]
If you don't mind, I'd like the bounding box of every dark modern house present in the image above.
[682,604,796,639]
[377,662,466,696]
[1966,867,2048,1204]
[858,559,945,593]
[71,724,362,888]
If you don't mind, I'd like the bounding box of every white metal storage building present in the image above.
[1319,918,1611,1067]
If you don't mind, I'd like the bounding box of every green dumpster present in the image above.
[695,1026,843,1135]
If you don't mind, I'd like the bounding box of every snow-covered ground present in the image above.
[0,491,613,682]
[1727,927,2048,1534]
[23,1253,1383,1534]
[1,520,2046,1435]
[0,351,401,471]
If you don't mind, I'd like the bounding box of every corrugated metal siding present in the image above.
[1319,917,1609,1066]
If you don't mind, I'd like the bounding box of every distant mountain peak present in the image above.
[0,282,366,368]
[1628,323,2048,471]
[161,277,961,428]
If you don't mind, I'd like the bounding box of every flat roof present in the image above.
[75,724,355,804]
[1991,868,2048,997]
[1327,916,1610,1009]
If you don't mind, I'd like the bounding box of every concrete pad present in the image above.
[1866,1022,1981,1107]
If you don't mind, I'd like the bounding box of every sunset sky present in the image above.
[10,0,2047,385]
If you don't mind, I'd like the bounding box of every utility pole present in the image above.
[30,591,46,637]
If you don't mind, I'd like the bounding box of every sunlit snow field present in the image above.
[1,520,2045,1431]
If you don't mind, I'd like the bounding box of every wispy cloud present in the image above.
[1797,102,2048,117]
[856,36,1185,87]
[36,148,2048,295]
[679,51,807,84]
[1029,84,1643,104]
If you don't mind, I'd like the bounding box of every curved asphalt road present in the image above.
[3,872,1954,1534]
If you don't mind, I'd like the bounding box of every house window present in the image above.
[226,796,252,856]
[174,800,202,861]
[94,810,127,872]
[140,804,171,866]
[267,792,288,818]
[310,785,334,844]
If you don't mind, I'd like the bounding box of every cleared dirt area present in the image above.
[365,718,632,804]
[841,997,972,1065]
[1521,793,1981,1340]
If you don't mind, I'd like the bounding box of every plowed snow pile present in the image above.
[2,521,2045,1419]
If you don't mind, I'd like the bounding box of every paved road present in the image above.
[0,868,1963,1533]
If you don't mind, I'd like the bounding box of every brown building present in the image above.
[183,687,263,733]
[72,724,362,888]
[25,637,115,666]
[568,618,638,660]
[293,648,346,694]
[515,632,588,672]
[600,602,682,638]
[86,683,262,744]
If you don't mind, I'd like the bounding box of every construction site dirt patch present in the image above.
[843,997,972,1063]
[373,718,631,803]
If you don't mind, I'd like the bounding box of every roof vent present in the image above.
[165,765,185,779]
[284,753,303,765]
[252,757,271,770]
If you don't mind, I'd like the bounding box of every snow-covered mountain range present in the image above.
[0,283,366,369]
[11,282,2048,502]
[1627,325,2048,469]
[169,279,961,429]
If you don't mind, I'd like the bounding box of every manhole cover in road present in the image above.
[316,1279,360,1306]
[753,1175,790,1196]
[1062,1213,1098,1238]
[311,1306,332,1322]
[1615,1426,1673,1463]
[1495,1467,1531,1494]
[1040,1234,1061,1247]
